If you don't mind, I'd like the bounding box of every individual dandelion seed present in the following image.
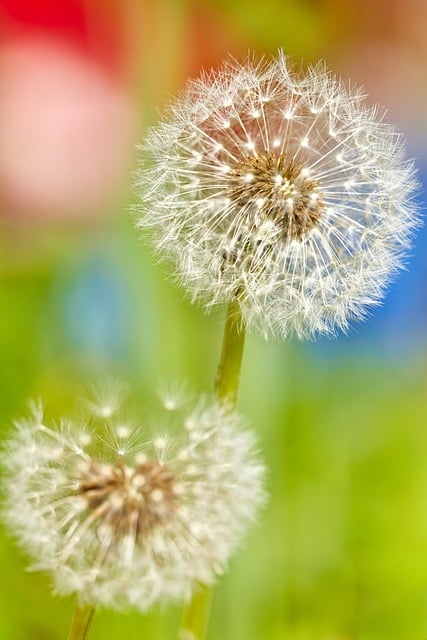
[1,388,265,611]
[134,50,420,340]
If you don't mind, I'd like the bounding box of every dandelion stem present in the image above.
[215,298,246,405]
[67,602,95,640]
[178,299,246,640]
[178,584,213,640]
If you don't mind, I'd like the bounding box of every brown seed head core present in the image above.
[78,460,178,542]
[228,151,324,240]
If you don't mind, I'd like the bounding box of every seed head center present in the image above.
[79,460,178,541]
[228,151,324,240]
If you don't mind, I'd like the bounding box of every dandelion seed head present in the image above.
[134,50,420,340]
[2,386,265,611]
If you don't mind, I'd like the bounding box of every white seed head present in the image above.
[134,50,420,340]
[2,387,265,611]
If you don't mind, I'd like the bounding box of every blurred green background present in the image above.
[1,1,427,639]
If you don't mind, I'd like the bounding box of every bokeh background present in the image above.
[1,1,427,639]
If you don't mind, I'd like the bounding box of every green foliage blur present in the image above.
[1,1,427,639]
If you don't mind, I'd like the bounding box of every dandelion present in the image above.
[134,51,419,339]
[2,387,265,612]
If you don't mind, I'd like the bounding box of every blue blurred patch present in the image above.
[60,254,131,361]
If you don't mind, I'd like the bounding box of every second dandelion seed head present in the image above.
[78,458,178,542]
[2,386,265,611]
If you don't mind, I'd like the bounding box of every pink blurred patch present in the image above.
[337,43,427,149]
[0,37,135,222]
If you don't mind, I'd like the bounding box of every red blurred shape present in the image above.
[0,0,128,77]
[1,0,86,29]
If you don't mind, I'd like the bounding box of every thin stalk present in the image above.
[67,603,95,640]
[178,584,213,640]
[178,299,246,640]
[215,299,246,406]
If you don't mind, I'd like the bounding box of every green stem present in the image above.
[178,300,246,640]
[178,584,213,640]
[67,603,95,640]
[215,299,246,406]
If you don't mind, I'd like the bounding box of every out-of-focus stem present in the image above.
[215,299,246,406]
[67,603,95,640]
[178,584,213,640]
[178,299,246,640]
